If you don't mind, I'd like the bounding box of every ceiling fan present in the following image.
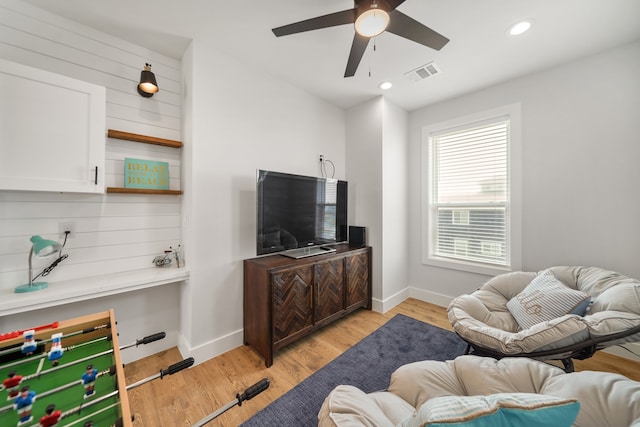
[272,0,449,78]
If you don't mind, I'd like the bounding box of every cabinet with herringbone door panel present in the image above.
[314,259,345,325]
[346,251,369,310]
[244,244,371,367]
[272,266,314,344]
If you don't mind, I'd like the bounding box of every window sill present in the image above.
[424,256,513,277]
[0,267,189,316]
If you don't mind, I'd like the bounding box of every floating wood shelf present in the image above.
[107,129,183,148]
[107,129,183,195]
[107,187,183,195]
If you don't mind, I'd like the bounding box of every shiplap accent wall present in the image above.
[0,0,183,293]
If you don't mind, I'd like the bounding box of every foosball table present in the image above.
[0,309,192,427]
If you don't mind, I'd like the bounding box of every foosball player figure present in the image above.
[14,385,36,425]
[47,333,64,366]
[2,370,23,400]
[82,364,99,398]
[21,330,37,355]
[39,404,62,427]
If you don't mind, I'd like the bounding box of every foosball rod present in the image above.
[0,336,112,371]
[0,332,166,371]
[0,323,110,358]
[58,358,196,421]
[125,357,195,390]
[118,332,166,351]
[192,378,270,427]
[61,402,121,427]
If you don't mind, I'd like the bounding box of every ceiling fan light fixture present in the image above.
[355,2,390,38]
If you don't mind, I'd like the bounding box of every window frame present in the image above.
[421,104,522,276]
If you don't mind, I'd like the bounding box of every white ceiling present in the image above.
[22,0,640,110]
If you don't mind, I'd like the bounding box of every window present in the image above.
[422,105,521,275]
[316,179,337,240]
[451,209,470,225]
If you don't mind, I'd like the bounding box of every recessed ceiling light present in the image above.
[507,20,532,36]
[378,81,392,90]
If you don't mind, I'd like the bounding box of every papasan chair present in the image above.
[448,266,640,372]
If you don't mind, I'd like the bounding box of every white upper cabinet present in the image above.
[0,59,106,193]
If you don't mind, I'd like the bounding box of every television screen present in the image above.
[257,170,347,256]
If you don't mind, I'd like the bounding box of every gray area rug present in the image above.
[241,313,468,427]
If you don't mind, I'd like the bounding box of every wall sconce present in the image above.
[15,235,63,293]
[137,63,159,97]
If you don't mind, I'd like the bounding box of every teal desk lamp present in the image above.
[15,235,63,293]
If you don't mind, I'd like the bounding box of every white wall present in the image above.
[407,40,640,300]
[345,98,409,312]
[346,99,383,308]
[0,0,183,362]
[381,100,409,307]
[179,37,347,361]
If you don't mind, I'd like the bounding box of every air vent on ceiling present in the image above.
[405,62,441,82]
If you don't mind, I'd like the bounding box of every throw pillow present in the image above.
[397,393,580,427]
[506,271,591,329]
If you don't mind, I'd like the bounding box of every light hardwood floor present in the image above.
[124,298,640,426]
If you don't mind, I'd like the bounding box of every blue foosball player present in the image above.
[82,365,99,398]
[21,330,37,355]
[47,333,64,366]
[14,385,36,425]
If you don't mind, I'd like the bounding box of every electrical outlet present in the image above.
[59,222,76,239]
[319,154,324,162]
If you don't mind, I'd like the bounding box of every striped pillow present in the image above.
[398,393,580,427]
[506,271,590,329]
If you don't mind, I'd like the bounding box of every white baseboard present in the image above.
[408,287,453,308]
[177,328,244,366]
[372,288,410,313]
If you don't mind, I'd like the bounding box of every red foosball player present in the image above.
[2,371,23,400]
[39,404,62,427]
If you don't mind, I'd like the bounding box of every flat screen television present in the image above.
[256,169,347,257]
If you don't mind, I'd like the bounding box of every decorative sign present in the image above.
[124,158,169,190]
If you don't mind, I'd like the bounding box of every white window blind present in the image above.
[430,119,510,266]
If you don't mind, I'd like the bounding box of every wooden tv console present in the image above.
[243,244,371,367]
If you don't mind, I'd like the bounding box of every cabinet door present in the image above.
[0,59,105,193]
[346,252,370,309]
[272,266,313,344]
[314,259,345,323]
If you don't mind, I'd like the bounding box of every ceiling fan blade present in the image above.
[386,10,449,50]
[344,33,370,77]
[385,0,407,11]
[272,9,356,37]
